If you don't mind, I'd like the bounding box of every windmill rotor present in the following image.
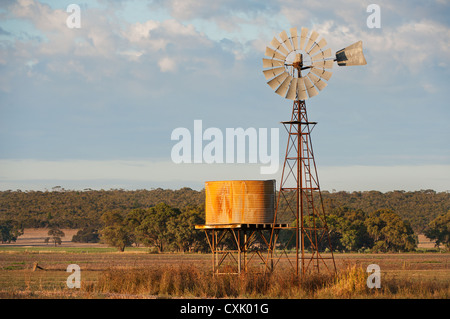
[262,27,367,100]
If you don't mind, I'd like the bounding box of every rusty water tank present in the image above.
[205,180,276,224]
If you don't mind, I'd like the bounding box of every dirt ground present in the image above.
[417,234,438,249]
[3,228,107,248]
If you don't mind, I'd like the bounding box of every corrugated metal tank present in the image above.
[205,180,275,224]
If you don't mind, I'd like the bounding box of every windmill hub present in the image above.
[292,53,303,69]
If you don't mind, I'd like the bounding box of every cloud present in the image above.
[124,19,211,53]
[1,1,223,85]
[422,83,438,94]
[148,0,281,46]
[151,0,277,21]
[117,50,143,61]
[126,20,160,44]
[0,26,11,36]
[4,0,122,60]
[11,0,67,33]
[274,1,450,77]
[11,0,447,85]
[363,19,450,75]
[158,57,176,72]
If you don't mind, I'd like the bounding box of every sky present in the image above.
[0,0,449,192]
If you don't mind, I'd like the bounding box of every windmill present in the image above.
[262,27,366,277]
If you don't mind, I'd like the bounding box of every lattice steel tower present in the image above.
[262,27,367,277]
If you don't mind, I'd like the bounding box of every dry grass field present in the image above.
[1,228,106,248]
[0,229,448,299]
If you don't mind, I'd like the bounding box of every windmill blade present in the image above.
[275,74,293,97]
[314,79,327,91]
[310,67,332,81]
[270,37,289,56]
[303,76,318,98]
[290,27,299,50]
[312,60,333,69]
[263,67,285,80]
[336,40,367,66]
[262,58,284,68]
[311,48,332,62]
[308,38,327,56]
[297,77,308,100]
[265,47,286,61]
[267,72,288,90]
[285,77,298,100]
[304,30,319,53]
[300,27,308,51]
[307,72,327,91]
[279,30,293,52]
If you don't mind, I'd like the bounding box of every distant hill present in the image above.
[0,188,448,232]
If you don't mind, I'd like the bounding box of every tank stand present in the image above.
[195,223,287,275]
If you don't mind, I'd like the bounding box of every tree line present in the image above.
[326,207,417,252]
[0,188,448,232]
[70,204,447,253]
[0,188,449,251]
